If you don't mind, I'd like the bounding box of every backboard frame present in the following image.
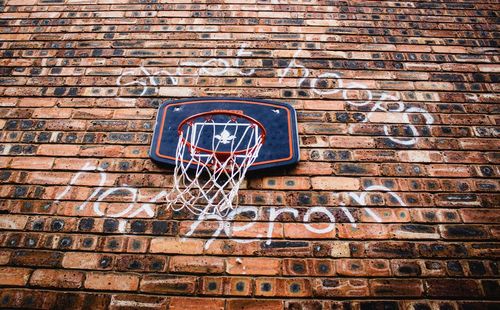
[150,97,300,171]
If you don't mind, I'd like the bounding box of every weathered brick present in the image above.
[250,176,311,190]
[10,250,63,268]
[336,259,390,277]
[222,277,253,296]
[370,279,423,297]
[226,257,280,276]
[312,278,369,297]
[398,151,444,163]
[169,256,224,274]
[29,269,84,289]
[0,250,11,265]
[460,209,500,223]
[140,275,197,294]
[84,272,140,291]
[109,294,169,310]
[311,177,360,190]
[149,238,204,254]
[169,297,224,310]
[62,252,113,270]
[227,299,283,310]
[481,280,500,298]
[10,157,54,170]
[440,225,489,239]
[37,145,80,156]
[0,267,31,286]
[0,215,27,230]
[115,254,167,272]
[366,242,417,258]
[426,279,482,297]
[338,224,390,239]
[390,224,441,239]
[330,242,351,258]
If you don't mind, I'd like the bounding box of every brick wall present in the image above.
[0,0,499,309]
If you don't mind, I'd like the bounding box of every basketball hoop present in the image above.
[150,98,300,218]
[166,110,266,217]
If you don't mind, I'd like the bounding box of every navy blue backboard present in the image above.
[150,98,300,171]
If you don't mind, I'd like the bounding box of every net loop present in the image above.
[166,110,265,217]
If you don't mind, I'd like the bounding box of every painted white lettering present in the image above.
[303,207,335,234]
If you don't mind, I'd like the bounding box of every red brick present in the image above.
[158,87,194,97]
[426,279,482,297]
[432,46,468,54]
[410,209,461,223]
[289,162,333,175]
[389,224,440,239]
[329,136,375,148]
[440,225,489,239]
[334,163,380,176]
[478,64,500,73]
[460,209,500,223]
[0,98,17,107]
[337,224,390,239]
[10,157,54,170]
[398,151,444,163]
[37,145,80,156]
[62,252,111,270]
[0,267,31,286]
[284,222,336,239]
[53,158,99,170]
[45,120,86,131]
[330,242,351,257]
[370,279,423,297]
[32,108,72,119]
[336,259,391,277]
[391,260,422,277]
[149,238,204,254]
[250,176,311,190]
[169,256,224,274]
[227,299,283,310]
[79,145,124,157]
[0,251,10,265]
[222,277,253,296]
[0,215,27,230]
[226,257,280,276]
[27,171,72,185]
[10,250,63,268]
[140,275,197,294]
[84,272,139,291]
[0,157,10,168]
[282,259,336,277]
[109,294,169,309]
[113,109,155,120]
[72,109,114,119]
[169,297,224,310]
[254,278,311,297]
[313,278,369,297]
[200,276,224,295]
[29,269,84,289]
[428,164,471,177]
[255,277,278,297]
[311,177,360,190]
[115,254,167,272]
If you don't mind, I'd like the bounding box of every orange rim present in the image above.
[177,110,267,156]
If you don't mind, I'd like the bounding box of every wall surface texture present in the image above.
[0,0,499,309]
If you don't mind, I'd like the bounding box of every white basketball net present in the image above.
[166,113,264,217]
